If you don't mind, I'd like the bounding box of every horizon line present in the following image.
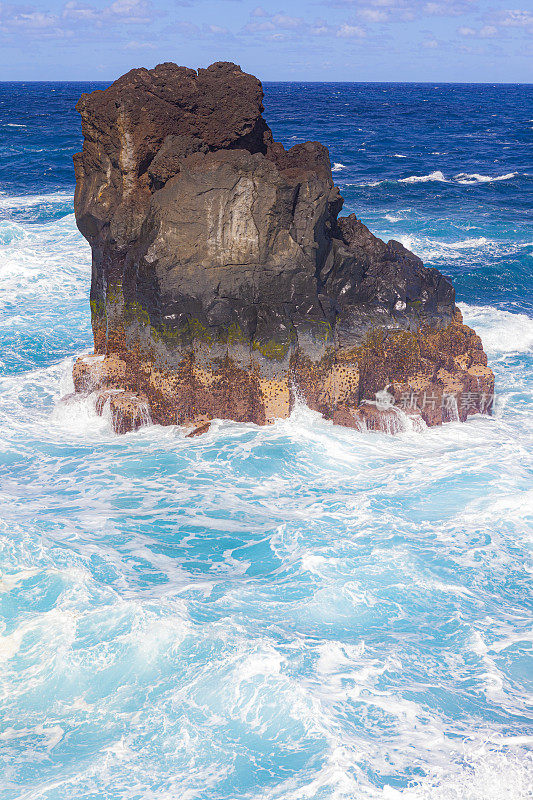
[1,79,532,86]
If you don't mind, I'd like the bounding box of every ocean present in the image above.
[0,81,532,799]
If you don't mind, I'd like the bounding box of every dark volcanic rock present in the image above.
[72,61,493,433]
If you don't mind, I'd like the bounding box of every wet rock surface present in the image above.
[72,61,493,434]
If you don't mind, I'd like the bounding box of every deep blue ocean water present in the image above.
[0,81,532,799]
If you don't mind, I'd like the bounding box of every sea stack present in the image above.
[72,61,494,433]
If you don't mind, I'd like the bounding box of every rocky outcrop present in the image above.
[72,61,494,434]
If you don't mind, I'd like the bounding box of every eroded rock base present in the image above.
[71,311,493,435]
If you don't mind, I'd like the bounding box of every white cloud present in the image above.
[271,13,302,28]
[0,5,65,34]
[337,22,366,37]
[11,10,57,27]
[242,0,457,42]
[244,9,308,36]
[62,2,98,20]
[498,9,533,27]
[359,7,388,21]
[175,21,199,34]
[62,0,152,24]
[123,39,155,49]
[459,23,499,38]
[106,0,151,22]
[329,0,480,21]
[422,0,477,16]
[206,24,229,34]
[245,19,275,32]
[0,0,155,38]
[310,21,333,35]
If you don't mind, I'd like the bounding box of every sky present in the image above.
[0,0,531,81]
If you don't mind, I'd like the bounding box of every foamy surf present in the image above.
[1,322,531,800]
[0,190,74,211]
[0,213,89,310]
[460,304,533,354]
[454,172,518,184]
[352,171,520,188]
[382,746,533,800]
[389,233,523,263]
[399,170,447,183]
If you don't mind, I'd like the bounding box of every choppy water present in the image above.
[0,82,532,800]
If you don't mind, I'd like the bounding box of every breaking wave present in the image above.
[460,303,533,354]
[390,232,528,265]
[454,172,518,184]
[352,171,520,187]
[399,170,447,183]
[0,190,73,211]
[383,746,533,800]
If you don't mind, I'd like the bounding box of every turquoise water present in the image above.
[0,82,532,799]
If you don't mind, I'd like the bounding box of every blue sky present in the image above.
[0,0,531,81]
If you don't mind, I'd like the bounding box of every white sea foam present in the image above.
[0,213,90,311]
[399,170,447,184]
[391,232,513,262]
[444,236,489,248]
[0,190,73,210]
[353,171,519,188]
[383,208,412,223]
[454,172,517,184]
[382,747,533,800]
[332,162,346,172]
[460,303,533,354]
[0,220,27,245]
[0,337,531,798]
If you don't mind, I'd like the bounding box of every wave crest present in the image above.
[454,172,517,184]
[460,303,533,354]
[399,170,447,184]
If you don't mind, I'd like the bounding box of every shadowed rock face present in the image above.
[72,61,494,433]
